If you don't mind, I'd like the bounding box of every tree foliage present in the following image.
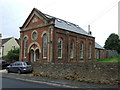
[2,48,19,62]
[104,33,120,53]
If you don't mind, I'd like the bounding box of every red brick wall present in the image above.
[26,15,45,28]
[20,27,50,62]
[53,28,95,62]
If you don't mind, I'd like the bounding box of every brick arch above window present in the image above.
[23,35,29,40]
[41,31,49,38]
[27,42,41,53]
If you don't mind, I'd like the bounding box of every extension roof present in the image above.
[95,42,104,50]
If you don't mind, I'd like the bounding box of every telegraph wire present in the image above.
[82,0,119,28]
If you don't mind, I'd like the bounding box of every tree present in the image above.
[2,48,19,62]
[104,33,120,53]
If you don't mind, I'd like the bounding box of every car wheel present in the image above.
[7,69,10,73]
[18,70,21,74]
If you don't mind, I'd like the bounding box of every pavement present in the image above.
[1,69,119,89]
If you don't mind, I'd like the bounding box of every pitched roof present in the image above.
[2,37,19,45]
[15,38,19,45]
[35,8,93,37]
[95,42,104,50]
[2,37,12,45]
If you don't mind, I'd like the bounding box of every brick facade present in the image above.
[19,8,95,62]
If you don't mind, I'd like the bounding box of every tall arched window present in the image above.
[80,41,84,59]
[43,34,47,58]
[58,38,63,59]
[88,44,92,59]
[23,37,28,58]
[70,40,74,59]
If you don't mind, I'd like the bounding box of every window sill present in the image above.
[43,57,47,59]
[23,57,27,59]
[58,57,62,59]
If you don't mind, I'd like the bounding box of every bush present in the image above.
[2,48,19,62]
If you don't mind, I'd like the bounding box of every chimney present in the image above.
[88,25,92,35]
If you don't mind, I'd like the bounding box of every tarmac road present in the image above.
[2,77,59,88]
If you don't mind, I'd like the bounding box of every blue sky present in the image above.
[0,0,119,46]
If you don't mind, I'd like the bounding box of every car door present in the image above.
[13,63,19,72]
[9,63,15,72]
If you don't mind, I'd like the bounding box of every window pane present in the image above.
[43,34,47,58]
[88,44,92,59]
[58,38,62,58]
[80,42,84,59]
[24,37,27,58]
[70,40,74,59]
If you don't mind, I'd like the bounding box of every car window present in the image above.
[2,61,6,64]
[25,62,31,65]
[10,63,15,66]
[15,62,23,66]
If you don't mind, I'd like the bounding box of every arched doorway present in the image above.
[28,42,41,62]
[30,49,34,62]
[30,49,40,62]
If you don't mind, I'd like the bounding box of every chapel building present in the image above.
[19,8,95,62]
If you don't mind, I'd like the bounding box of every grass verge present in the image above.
[94,55,120,63]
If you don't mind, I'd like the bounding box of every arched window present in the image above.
[58,38,63,59]
[80,41,84,59]
[23,37,28,58]
[70,40,74,59]
[43,34,47,58]
[88,44,92,59]
[96,50,100,59]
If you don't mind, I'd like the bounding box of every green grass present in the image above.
[94,55,120,63]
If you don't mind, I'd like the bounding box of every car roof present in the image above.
[14,61,29,63]
[0,60,6,62]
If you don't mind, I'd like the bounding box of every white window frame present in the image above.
[58,38,63,59]
[23,37,28,58]
[96,50,100,59]
[80,41,84,59]
[70,40,74,59]
[43,34,47,59]
[88,44,92,59]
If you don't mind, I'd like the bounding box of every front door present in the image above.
[30,49,34,62]
[30,49,39,62]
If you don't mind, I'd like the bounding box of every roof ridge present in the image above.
[2,37,13,40]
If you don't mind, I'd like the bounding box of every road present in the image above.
[2,77,59,88]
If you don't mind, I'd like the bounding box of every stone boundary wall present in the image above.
[32,62,120,85]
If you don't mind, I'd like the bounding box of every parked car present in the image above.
[0,60,10,69]
[7,61,33,74]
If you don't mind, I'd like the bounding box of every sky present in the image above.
[0,0,119,46]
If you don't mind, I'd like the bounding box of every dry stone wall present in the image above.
[32,62,120,85]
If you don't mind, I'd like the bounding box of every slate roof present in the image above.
[2,37,19,45]
[95,42,104,50]
[2,37,12,45]
[44,13,93,37]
